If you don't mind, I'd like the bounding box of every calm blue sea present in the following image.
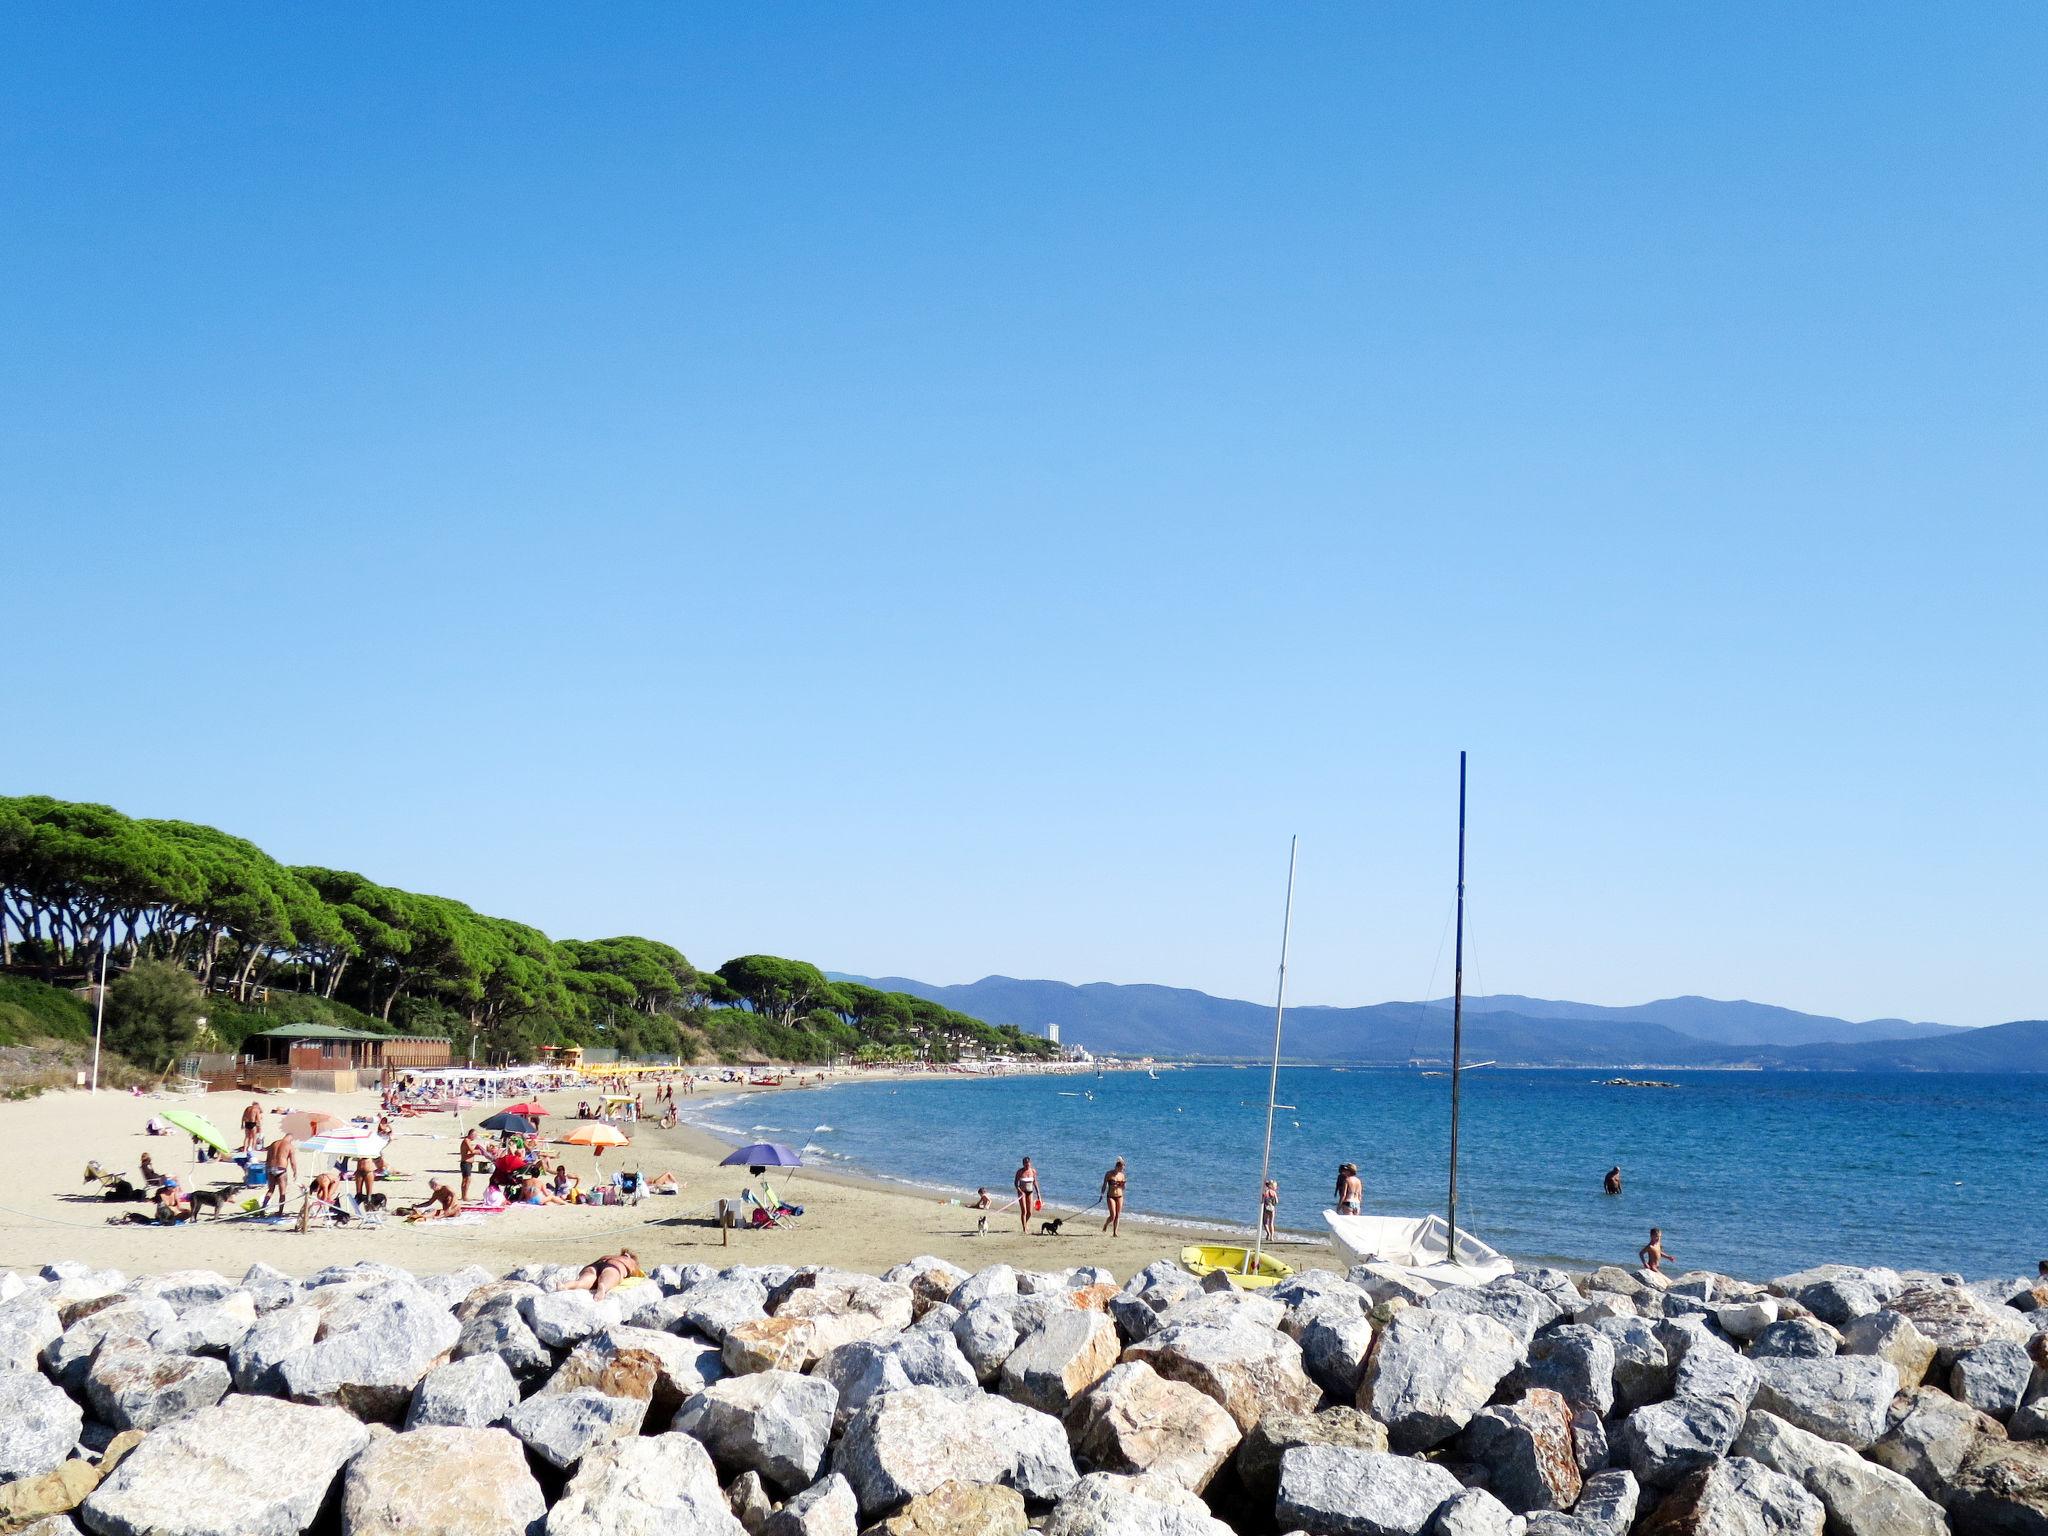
[688,1066,2045,1281]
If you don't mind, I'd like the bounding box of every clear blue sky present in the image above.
[3,6,2042,1026]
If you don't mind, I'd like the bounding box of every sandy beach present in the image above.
[0,1079,1340,1280]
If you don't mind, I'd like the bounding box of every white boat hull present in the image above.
[1323,1210,1513,1289]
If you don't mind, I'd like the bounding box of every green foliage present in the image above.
[105,958,204,1071]
[2,793,1043,1067]
[0,975,92,1047]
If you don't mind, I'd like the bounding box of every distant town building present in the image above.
[1046,1022,1060,1044]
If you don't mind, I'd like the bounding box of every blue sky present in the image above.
[3,6,2042,1025]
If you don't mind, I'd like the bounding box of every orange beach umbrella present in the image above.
[559,1124,628,1149]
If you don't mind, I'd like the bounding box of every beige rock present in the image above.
[723,1318,818,1376]
[1840,1311,1937,1393]
[998,1310,1119,1415]
[1122,1313,1320,1433]
[341,1427,545,1536]
[0,1460,103,1525]
[870,1481,1026,1536]
[536,1346,660,1405]
[1066,1362,1241,1493]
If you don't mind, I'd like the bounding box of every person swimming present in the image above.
[1604,1165,1623,1195]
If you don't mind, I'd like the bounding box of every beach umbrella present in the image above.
[300,1131,388,1158]
[504,1101,547,1117]
[282,1111,340,1139]
[480,1111,536,1134]
[161,1107,234,1154]
[561,1124,629,1149]
[718,1142,801,1168]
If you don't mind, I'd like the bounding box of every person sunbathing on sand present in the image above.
[403,1180,458,1222]
[558,1249,643,1299]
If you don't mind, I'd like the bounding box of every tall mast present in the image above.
[1447,750,1467,1261]
[1250,835,1298,1271]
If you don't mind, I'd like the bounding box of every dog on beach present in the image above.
[179,1187,234,1218]
[1037,1216,1066,1236]
[83,1161,143,1201]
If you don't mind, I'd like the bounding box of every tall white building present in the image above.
[1046,1022,1060,1045]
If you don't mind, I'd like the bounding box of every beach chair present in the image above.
[612,1169,644,1207]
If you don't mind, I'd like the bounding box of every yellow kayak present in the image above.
[1180,1244,1294,1289]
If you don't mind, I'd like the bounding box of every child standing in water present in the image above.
[1639,1227,1672,1273]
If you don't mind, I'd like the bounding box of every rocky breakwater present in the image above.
[0,1253,2041,1536]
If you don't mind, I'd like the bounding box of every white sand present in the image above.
[0,1081,1337,1281]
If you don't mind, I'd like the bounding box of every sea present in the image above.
[685,1065,2046,1281]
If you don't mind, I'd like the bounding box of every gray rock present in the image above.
[675,1277,772,1344]
[1066,1360,1241,1494]
[406,1351,520,1428]
[1234,1405,1389,1513]
[1590,1316,1671,1411]
[238,1264,298,1313]
[1040,1472,1235,1536]
[1793,1278,1881,1329]
[127,1272,238,1316]
[1637,1456,1823,1535]
[1953,1339,2036,1421]
[305,1263,416,1290]
[760,1473,858,1536]
[1731,1408,1946,1536]
[81,1395,371,1536]
[1621,1395,1745,1489]
[1670,1335,1760,1409]
[1124,1305,1321,1434]
[832,1384,1077,1520]
[229,1300,327,1395]
[1889,1281,2035,1370]
[41,1299,176,1393]
[998,1307,1120,1415]
[1456,1387,1582,1514]
[455,1306,554,1377]
[276,1282,462,1421]
[1571,1406,1609,1476]
[340,1424,545,1536]
[674,1370,836,1497]
[1427,1489,1521,1536]
[151,1292,258,1358]
[1350,1264,1441,1309]
[505,1387,648,1470]
[1868,1384,2009,1495]
[951,1297,1029,1383]
[1748,1318,1839,1360]
[519,1292,620,1351]
[813,1327,978,1431]
[2014,1398,2048,1442]
[908,1302,960,1335]
[1575,1469,1639,1536]
[1275,1445,1463,1536]
[543,1431,745,1536]
[948,1265,1019,1310]
[1750,1356,1897,1448]
[0,1368,85,1480]
[1426,1277,1565,1347]
[1275,1272,1372,1312]
[1359,1307,1524,1452]
[725,1471,771,1536]
[1946,1437,2048,1536]
[416,1266,496,1309]
[1716,1299,1780,1340]
[1284,1295,1377,1399]
[1839,1309,1937,1392]
[1516,1325,1617,1417]
[0,1294,63,1373]
[84,1338,231,1431]
[881,1256,971,1317]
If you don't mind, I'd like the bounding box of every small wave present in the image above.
[813,1125,834,1133]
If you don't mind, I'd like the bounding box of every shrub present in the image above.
[105,959,205,1072]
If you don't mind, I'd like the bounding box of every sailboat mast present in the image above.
[1250,835,1298,1270]
[1447,750,1467,1260]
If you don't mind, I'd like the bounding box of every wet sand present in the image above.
[0,1080,1340,1281]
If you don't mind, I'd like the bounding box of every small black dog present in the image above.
[1037,1216,1066,1236]
[181,1188,234,1218]
[359,1192,389,1214]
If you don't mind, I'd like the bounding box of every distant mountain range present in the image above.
[828,973,2046,1072]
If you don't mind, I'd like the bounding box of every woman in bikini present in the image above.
[1014,1156,1040,1235]
[559,1248,643,1299]
[1100,1157,1127,1237]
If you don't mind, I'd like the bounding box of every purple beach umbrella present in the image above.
[719,1142,802,1168]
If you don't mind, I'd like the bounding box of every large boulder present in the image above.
[770,1274,913,1360]
[723,1317,825,1376]
[1946,1437,2048,1536]
[455,1306,554,1378]
[1591,1316,1672,1411]
[1840,1310,1937,1393]
[587,1326,723,1419]
[275,1282,462,1421]
[833,1385,1077,1520]
[1731,1408,1946,1536]
[407,1352,521,1429]
[1749,1319,1840,1361]
[81,1395,371,1536]
[1523,1469,1638,1536]
[84,1338,231,1431]
[519,1292,620,1351]
[999,1308,1120,1415]
[1954,1341,2037,1421]
[1359,1308,1523,1452]
[152,1292,258,1358]
[1234,1405,1388,1514]
[881,1258,971,1319]
[1635,1456,1823,1535]
[949,1266,1019,1310]
[869,1480,1026,1536]
[814,1329,978,1431]
[1889,1283,2035,1371]
[1425,1278,1564,1347]
[1454,1387,1582,1514]
[1283,1295,1377,1399]
[673,1370,836,1497]
[0,1295,64,1374]
[43,1299,177,1393]
[341,1426,545,1536]
[1040,1472,1235,1536]
[1621,1395,1746,1490]
[1275,1445,1463,1536]
[1516,1325,1618,1417]
[0,1369,85,1480]
[1429,1488,1521,1536]
[677,1277,772,1344]
[760,1474,857,1536]
[1750,1356,1897,1449]
[1123,1308,1320,1434]
[1066,1361,1240,1493]
[543,1431,745,1536]
[1793,1278,1883,1330]
[505,1387,648,1471]
[1868,1385,2010,1496]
